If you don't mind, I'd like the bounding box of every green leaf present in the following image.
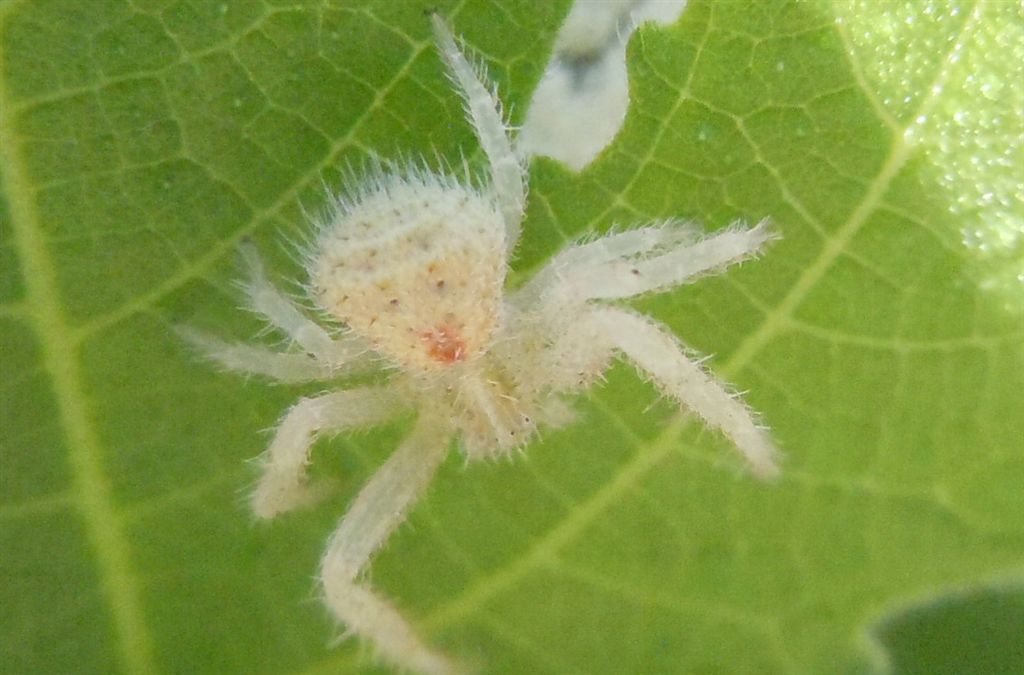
[874,586,1024,675]
[2,1,1022,674]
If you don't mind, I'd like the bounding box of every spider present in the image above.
[182,15,780,675]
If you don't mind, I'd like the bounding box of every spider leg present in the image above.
[320,412,458,675]
[590,306,780,479]
[517,222,700,302]
[177,326,337,383]
[253,387,406,519]
[239,241,367,366]
[432,14,526,249]
[549,219,776,302]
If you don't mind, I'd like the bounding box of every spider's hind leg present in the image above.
[431,14,526,249]
[237,242,366,367]
[590,306,780,479]
[176,326,335,384]
[319,412,459,674]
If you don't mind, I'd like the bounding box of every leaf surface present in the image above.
[2,1,1022,674]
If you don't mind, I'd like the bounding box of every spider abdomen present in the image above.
[311,172,508,370]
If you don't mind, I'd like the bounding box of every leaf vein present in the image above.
[0,27,158,675]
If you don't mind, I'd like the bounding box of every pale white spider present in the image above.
[182,15,780,675]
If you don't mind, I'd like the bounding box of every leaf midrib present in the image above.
[0,26,157,675]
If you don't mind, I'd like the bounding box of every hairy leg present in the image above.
[239,242,367,365]
[432,14,526,249]
[517,222,699,302]
[546,219,776,302]
[590,306,780,479]
[177,326,337,383]
[320,412,458,675]
[253,387,406,519]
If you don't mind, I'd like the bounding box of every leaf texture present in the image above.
[2,1,1022,674]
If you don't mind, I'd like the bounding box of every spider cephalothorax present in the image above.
[183,15,780,675]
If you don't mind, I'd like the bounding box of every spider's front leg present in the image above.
[320,412,458,675]
[589,306,780,479]
[556,219,777,302]
[253,387,405,519]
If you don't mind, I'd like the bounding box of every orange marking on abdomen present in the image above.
[421,324,466,364]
